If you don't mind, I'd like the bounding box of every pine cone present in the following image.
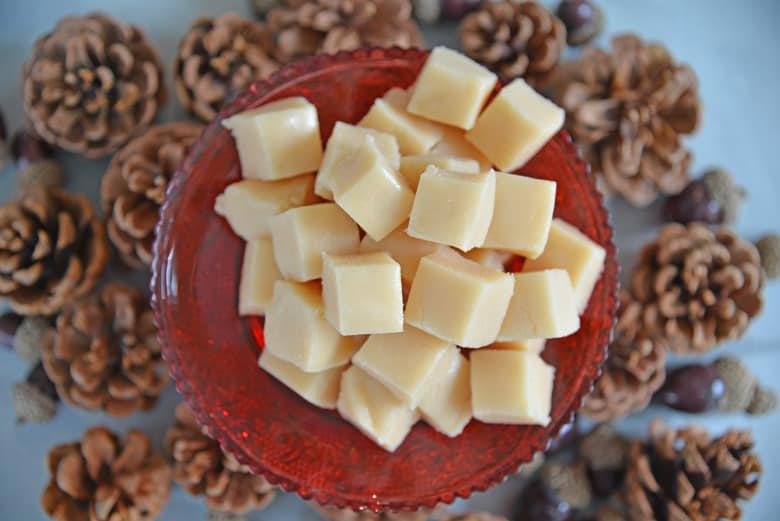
[314,505,433,521]
[459,1,566,87]
[41,427,171,521]
[624,420,761,521]
[41,283,168,416]
[631,223,764,353]
[557,34,701,207]
[0,188,108,316]
[101,122,202,268]
[22,13,166,158]
[582,291,666,421]
[268,0,424,64]
[166,403,276,514]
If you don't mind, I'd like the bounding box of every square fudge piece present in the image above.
[239,237,282,316]
[359,92,444,155]
[462,248,512,271]
[405,249,514,348]
[466,79,564,172]
[360,226,449,287]
[259,350,345,409]
[432,126,492,171]
[471,349,554,425]
[315,122,400,199]
[399,154,480,190]
[264,281,360,372]
[407,47,497,130]
[352,326,452,407]
[214,175,319,240]
[407,167,496,252]
[222,97,323,180]
[492,338,546,355]
[498,270,579,341]
[483,173,557,259]
[322,252,404,335]
[269,203,360,281]
[418,347,471,437]
[523,218,606,313]
[337,366,419,452]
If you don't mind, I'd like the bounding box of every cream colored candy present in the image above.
[483,172,556,259]
[418,347,471,437]
[239,237,282,316]
[523,218,606,313]
[466,79,564,171]
[214,175,319,240]
[269,203,360,282]
[352,326,452,407]
[222,97,323,180]
[498,270,579,341]
[471,349,554,425]
[407,47,497,130]
[462,248,512,271]
[337,366,419,452]
[382,87,412,108]
[431,125,492,171]
[360,225,449,286]
[492,338,546,355]
[322,252,403,335]
[359,95,443,155]
[399,154,480,190]
[407,167,495,252]
[405,249,514,348]
[259,350,344,409]
[315,122,400,199]
[330,138,414,241]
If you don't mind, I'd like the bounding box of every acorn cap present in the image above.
[701,168,744,225]
[756,233,780,280]
[17,159,64,191]
[12,380,58,423]
[714,356,756,412]
[540,461,592,510]
[747,386,778,415]
[579,424,627,471]
[12,316,50,364]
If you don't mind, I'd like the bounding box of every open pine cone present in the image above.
[459,1,566,87]
[0,188,108,316]
[22,13,166,158]
[166,403,276,514]
[268,0,424,64]
[41,427,171,521]
[174,13,279,123]
[556,34,700,207]
[624,420,761,521]
[101,122,202,268]
[582,290,666,422]
[631,223,763,353]
[41,283,168,416]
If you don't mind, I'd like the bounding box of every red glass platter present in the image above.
[152,48,618,512]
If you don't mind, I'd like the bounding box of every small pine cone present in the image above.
[439,514,509,521]
[167,403,276,514]
[101,122,202,268]
[13,315,51,363]
[0,188,109,316]
[631,223,764,353]
[459,1,566,87]
[174,13,279,123]
[624,420,761,521]
[582,291,666,421]
[41,283,169,416]
[22,13,166,158]
[314,504,434,521]
[41,427,171,521]
[556,34,700,207]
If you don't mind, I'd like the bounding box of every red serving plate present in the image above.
[151,47,618,512]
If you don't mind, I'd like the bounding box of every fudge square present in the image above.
[238,237,282,316]
[405,249,514,348]
[222,96,323,180]
[360,226,449,287]
[399,154,480,190]
[259,350,345,409]
[418,346,472,437]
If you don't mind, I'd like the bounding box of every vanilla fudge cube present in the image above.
[492,339,546,355]
[239,237,282,316]
[484,173,556,259]
[214,175,319,240]
[405,249,514,348]
[330,138,414,241]
[407,47,497,130]
[359,96,443,155]
[259,351,344,409]
[466,79,564,171]
[382,87,412,108]
[399,154,480,190]
[407,167,495,252]
[337,366,419,452]
[222,97,323,180]
[360,226,449,286]
[462,248,512,271]
[432,126,492,171]
[471,350,554,425]
[498,270,579,341]
[315,122,400,199]
[523,219,606,313]
[269,203,360,281]
[322,252,403,335]
[352,327,452,407]
[418,347,471,437]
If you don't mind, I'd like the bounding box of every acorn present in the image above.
[12,315,50,364]
[11,362,60,424]
[0,312,23,349]
[0,107,8,169]
[10,129,63,190]
[578,425,627,498]
[756,233,780,280]
[663,168,745,225]
[555,0,604,46]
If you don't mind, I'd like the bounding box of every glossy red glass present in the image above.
[152,48,618,512]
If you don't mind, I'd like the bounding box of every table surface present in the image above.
[1,0,779,519]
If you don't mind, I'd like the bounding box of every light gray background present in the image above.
[1,1,779,519]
